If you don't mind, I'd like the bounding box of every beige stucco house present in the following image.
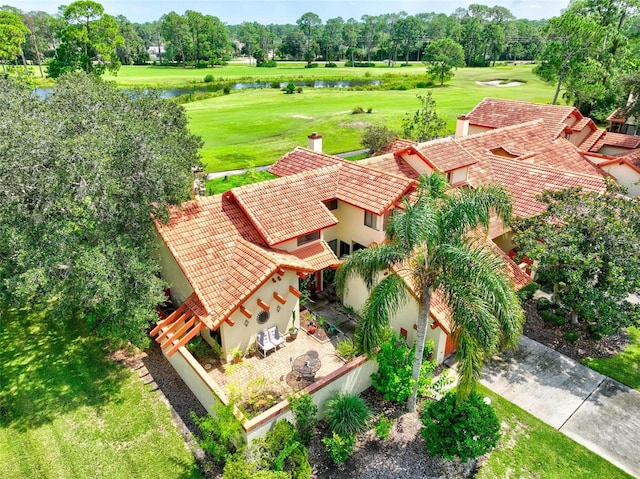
[152,102,612,431]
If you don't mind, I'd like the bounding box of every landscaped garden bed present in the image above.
[300,310,344,344]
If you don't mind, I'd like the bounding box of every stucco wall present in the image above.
[401,152,433,176]
[157,240,194,306]
[598,145,632,156]
[220,270,300,361]
[450,167,468,185]
[332,202,386,247]
[244,357,378,442]
[468,125,491,136]
[600,163,640,197]
[344,276,448,364]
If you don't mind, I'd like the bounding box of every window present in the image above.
[364,211,378,230]
[257,310,270,324]
[352,242,366,252]
[339,241,350,257]
[323,199,338,210]
[297,231,320,246]
[327,239,337,255]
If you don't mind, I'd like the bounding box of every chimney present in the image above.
[307,132,322,152]
[455,115,470,137]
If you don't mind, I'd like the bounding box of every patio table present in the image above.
[291,352,321,381]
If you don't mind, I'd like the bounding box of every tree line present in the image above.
[2,2,548,73]
[1,1,640,118]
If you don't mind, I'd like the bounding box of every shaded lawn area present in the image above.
[184,65,555,172]
[205,169,276,195]
[582,327,640,392]
[0,307,201,479]
[476,384,632,479]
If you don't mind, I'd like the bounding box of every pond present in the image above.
[33,79,381,99]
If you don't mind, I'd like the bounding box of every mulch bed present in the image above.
[522,300,629,361]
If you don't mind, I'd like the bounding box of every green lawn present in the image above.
[476,385,632,478]
[582,327,640,391]
[183,65,554,172]
[0,307,201,479]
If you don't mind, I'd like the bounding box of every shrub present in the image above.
[323,391,371,436]
[374,414,393,440]
[539,310,555,323]
[223,85,231,95]
[304,63,318,68]
[285,82,296,94]
[361,124,396,155]
[288,392,318,445]
[351,106,366,114]
[296,86,303,94]
[552,315,566,326]
[416,80,435,88]
[371,333,440,403]
[536,297,552,311]
[223,450,290,479]
[564,330,580,342]
[204,74,214,83]
[420,392,501,462]
[322,432,356,465]
[191,403,244,464]
[366,107,373,113]
[591,331,604,340]
[271,81,281,89]
[516,282,540,302]
[325,62,337,68]
[196,60,209,68]
[257,60,277,67]
[345,61,375,67]
[265,420,311,479]
[336,337,358,360]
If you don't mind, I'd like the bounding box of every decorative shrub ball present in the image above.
[420,391,501,462]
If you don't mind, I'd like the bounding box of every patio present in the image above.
[204,298,360,398]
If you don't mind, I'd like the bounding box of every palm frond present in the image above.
[335,243,403,295]
[443,184,512,237]
[386,199,439,252]
[357,273,410,356]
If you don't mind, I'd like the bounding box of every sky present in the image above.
[13,0,570,24]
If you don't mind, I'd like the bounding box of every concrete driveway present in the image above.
[480,336,640,478]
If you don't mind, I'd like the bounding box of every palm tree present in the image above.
[336,172,524,411]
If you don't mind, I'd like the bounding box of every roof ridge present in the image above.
[485,154,605,180]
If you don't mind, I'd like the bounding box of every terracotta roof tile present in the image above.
[157,195,315,330]
[592,131,640,151]
[374,138,417,156]
[414,138,478,172]
[290,240,340,271]
[466,98,577,132]
[467,155,606,218]
[358,153,421,179]
[269,147,341,177]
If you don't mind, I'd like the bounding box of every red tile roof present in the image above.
[592,131,640,151]
[269,147,341,177]
[156,195,315,330]
[414,138,478,172]
[468,155,606,218]
[291,240,340,271]
[374,138,417,156]
[358,153,421,179]
[465,98,577,132]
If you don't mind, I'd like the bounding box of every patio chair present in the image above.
[256,330,276,357]
[267,326,285,348]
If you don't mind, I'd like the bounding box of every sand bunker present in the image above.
[476,80,524,87]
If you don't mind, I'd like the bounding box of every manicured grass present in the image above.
[0,307,201,479]
[206,169,276,195]
[476,385,632,478]
[184,65,554,172]
[104,61,439,86]
[582,327,640,391]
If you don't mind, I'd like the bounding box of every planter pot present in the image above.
[287,330,298,341]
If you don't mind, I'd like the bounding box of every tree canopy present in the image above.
[0,10,29,74]
[0,74,202,346]
[48,1,123,77]
[424,38,465,86]
[401,92,447,142]
[512,181,640,335]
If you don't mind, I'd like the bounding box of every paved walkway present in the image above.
[480,336,640,477]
